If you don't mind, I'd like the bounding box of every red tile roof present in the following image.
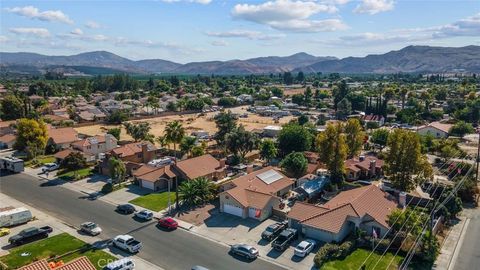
[18,256,96,270]
[111,142,156,158]
[175,154,222,179]
[418,121,453,134]
[48,127,79,145]
[345,155,383,172]
[0,133,15,143]
[17,259,50,270]
[134,164,176,182]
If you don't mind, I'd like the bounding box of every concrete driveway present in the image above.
[192,213,318,270]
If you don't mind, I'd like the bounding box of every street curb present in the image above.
[447,218,470,270]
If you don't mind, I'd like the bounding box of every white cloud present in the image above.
[9,27,51,38]
[162,0,212,4]
[231,0,344,32]
[354,0,395,15]
[0,36,9,43]
[211,40,229,46]
[70,28,84,35]
[205,29,285,40]
[85,21,101,29]
[5,6,73,24]
[432,12,480,38]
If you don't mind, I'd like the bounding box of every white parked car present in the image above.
[134,210,153,220]
[80,222,102,236]
[104,258,135,270]
[41,163,59,173]
[294,239,316,257]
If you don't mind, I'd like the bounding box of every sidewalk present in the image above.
[0,192,163,270]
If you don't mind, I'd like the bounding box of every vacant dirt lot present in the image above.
[74,106,295,142]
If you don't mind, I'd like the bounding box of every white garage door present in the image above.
[248,207,259,218]
[223,204,243,217]
[141,180,155,190]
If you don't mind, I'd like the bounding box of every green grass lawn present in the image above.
[58,167,94,181]
[129,191,176,211]
[321,248,404,270]
[0,233,116,270]
[24,155,56,168]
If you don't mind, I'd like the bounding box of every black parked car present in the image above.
[116,204,136,214]
[261,221,288,241]
[8,226,52,246]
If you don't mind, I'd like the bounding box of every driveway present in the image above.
[192,213,318,270]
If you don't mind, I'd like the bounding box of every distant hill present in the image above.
[295,45,480,74]
[1,45,479,75]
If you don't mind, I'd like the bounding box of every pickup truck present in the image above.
[271,228,297,251]
[8,226,52,246]
[261,221,287,241]
[112,234,142,253]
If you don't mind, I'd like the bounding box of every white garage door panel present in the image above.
[224,204,243,217]
[142,180,155,190]
[248,207,258,218]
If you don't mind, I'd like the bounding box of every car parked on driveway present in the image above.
[134,210,153,220]
[116,204,136,214]
[261,221,288,241]
[230,244,259,260]
[41,163,59,173]
[80,222,102,236]
[271,228,298,251]
[157,217,178,230]
[294,239,317,257]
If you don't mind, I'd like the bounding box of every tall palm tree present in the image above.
[164,120,185,209]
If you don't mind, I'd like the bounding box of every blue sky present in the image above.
[1,0,479,63]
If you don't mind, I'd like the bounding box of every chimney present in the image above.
[141,143,148,163]
[369,159,376,176]
[399,192,407,208]
[246,165,254,174]
[219,158,226,168]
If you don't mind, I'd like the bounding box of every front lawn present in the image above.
[129,191,176,212]
[0,233,116,270]
[321,248,404,270]
[24,155,56,168]
[58,167,94,181]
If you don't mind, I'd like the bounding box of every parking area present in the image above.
[191,212,319,270]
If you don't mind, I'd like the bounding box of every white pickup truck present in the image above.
[112,235,142,253]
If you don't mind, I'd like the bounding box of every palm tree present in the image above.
[178,177,217,206]
[180,136,197,157]
[164,120,185,209]
[178,181,198,206]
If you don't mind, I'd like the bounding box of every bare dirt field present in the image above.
[74,106,295,142]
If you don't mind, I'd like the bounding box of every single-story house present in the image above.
[0,133,15,149]
[417,121,453,138]
[18,256,96,270]
[345,155,383,181]
[0,120,16,136]
[133,164,176,191]
[172,154,226,181]
[54,149,96,163]
[361,114,385,127]
[47,127,80,150]
[219,167,295,221]
[288,185,398,243]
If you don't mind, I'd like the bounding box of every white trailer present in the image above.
[0,156,24,173]
[0,207,33,227]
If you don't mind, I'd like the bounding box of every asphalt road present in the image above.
[0,172,285,270]
[451,208,480,270]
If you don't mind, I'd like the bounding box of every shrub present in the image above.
[314,240,356,268]
[101,183,113,194]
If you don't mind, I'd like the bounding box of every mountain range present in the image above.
[1,45,479,75]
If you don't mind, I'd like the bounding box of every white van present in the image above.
[104,258,135,270]
[0,207,33,227]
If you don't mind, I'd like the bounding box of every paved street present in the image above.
[449,207,480,270]
[0,172,285,270]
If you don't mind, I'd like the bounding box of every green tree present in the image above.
[344,118,364,158]
[297,114,309,125]
[449,121,474,137]
[106,110,129,124]
[191,145,205,157]
[316,123,347,184]
[280,152,308,178]
[1,94,24,120]
[124,122,154,142]
[277,123,312,156]
[108,157,126,184]
[384,129,433,191]
[333,80,349,111]
[164,120,185,209]
[214,111,237,147]
[180,136,197,157]
[370,128,389,147]
[225,125,259,161]
[107,128,121,140]
[178,177,217,206]
[259,139,278,164]
[14,119,48,159]
[336,98,352,119]
[61,152,87,171]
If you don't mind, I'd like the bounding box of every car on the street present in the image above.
[80,222,102,236]
[261,221,288,241]
[104,258,135,270]
[134,210,153,220]
[41,163,59,173]
[116,204,136,214]
[157,217,178,230]
[8,226,52,246]
[191,266,209,270]
[230,244,259,260]
[112,234,142,253]
[294,239,317,257]
[0,228,10,237]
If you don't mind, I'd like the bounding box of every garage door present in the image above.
[141,180,155,190]
[248,207,260,218]
[223,204,243,217]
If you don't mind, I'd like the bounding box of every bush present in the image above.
[314,240,355,269]
[101,183,113,194]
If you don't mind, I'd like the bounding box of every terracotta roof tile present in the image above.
[111,142,156,158]
[175,154,221,179]
[134,164,175,182]
[57,256,96,270]
[17,259,50,270]
[0,133,15,143]
[48,127,79,144]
